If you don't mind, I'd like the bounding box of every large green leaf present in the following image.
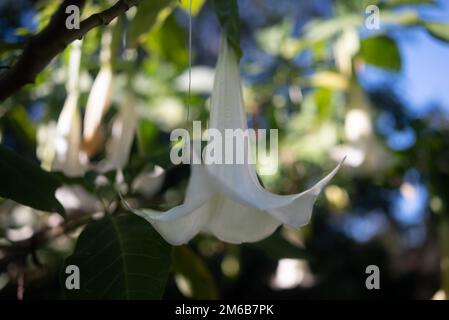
[423,22,449,43]
[212,0,242,58]
[359,35,401,71]
[62,214,172,299]
[0,144,64,214]
[127,0,173,48]
[172,246,219,299]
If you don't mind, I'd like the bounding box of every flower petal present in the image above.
[209,35,247,133]
[136,201,211,245]
[267,161,344,227]
[205,194,281,244]
[132,165,165,197]
[82,66,113,156]
[53,93,86,177]
[55,185,101,216]
[210,159,344,228]
[105,99,137,170]
[130,160,214,245]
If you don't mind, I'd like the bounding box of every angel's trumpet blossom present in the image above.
[53,41,99,214]
[131,35,344,245]
[82,28,114,157]
[82,65,113,157]
[104,98,138,170]
[53,93,85,177]
[53,40,86,177]
[101,97,165,197]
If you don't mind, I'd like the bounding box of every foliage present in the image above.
[62,214,171,299]
[0,144,64,215]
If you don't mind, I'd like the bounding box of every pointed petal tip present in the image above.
[328,155,346,177]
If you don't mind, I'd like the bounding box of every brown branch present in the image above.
[0,0,141,102]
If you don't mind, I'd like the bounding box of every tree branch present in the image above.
[0,0,141,102]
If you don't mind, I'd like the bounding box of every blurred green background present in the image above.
[1,0,449,300]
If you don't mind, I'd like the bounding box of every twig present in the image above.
[17,271,25,300]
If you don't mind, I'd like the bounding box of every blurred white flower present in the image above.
[53,93,87,177]
[132,165,165,198]
[55,185,102,214]
[82,28,114,157]
[333,28,359,77]
[175,66,215,94]
[101,98,138,171]
[53,40,87,177]
[131,35,343,245]
[82,65,113,156]
[51,41,143,214]
[270,258,315,290]
[332,83,391,172]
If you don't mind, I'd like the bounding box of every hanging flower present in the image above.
[102,97,138,171]
[130,35,344,245]
[98,97,166,198]
[51,37,163,213]
[82,65,113,157]
[53,40,87,177]
[82,27,114,157]
[53,41,98,214]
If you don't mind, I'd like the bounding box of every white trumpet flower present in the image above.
[100,98,165,198]
[53,41,98,214]
[131,36,344,245]
[82,65,113,156]
[51,39,165,213]
[83,28,114,156]
[53,40,86,177]
[53,93,86,177]
[103,98,138,171]
[101,97,165,191]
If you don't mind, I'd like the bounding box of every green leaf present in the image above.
[256,20,294,56]
[3,106,36,149]
[178,0,206,15]
[359,35,401,71]
[0,40,22,58]
[62,214,172,299]
[304,15,362,43]
[423,22,449,43]
[145,14,189,69]
[315,88,333,120]
[212,0,242,59]
[127,0,173,48]
[172,246,219,299]
[0,144,64,215]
